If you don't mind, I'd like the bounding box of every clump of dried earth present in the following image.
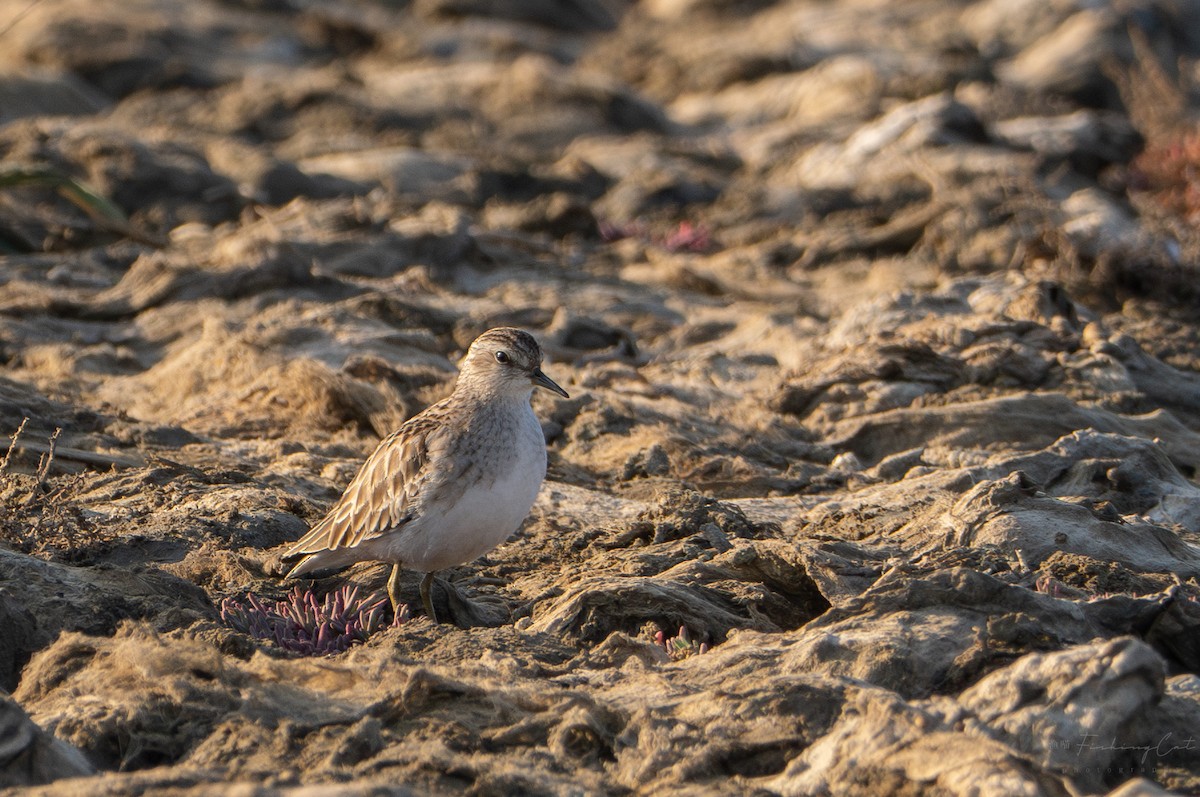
[2,0,1200,794]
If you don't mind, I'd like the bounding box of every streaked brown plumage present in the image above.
[281,328,569,623]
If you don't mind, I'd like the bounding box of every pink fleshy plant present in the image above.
[220,584,406,656]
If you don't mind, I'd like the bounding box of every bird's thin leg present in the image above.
[387,563,403,619]
[420,571,438,624]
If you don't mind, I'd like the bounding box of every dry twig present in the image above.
[0,417,28,474]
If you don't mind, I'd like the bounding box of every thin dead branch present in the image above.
[0,417,29,474]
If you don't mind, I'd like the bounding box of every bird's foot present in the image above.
[420,571,438,624]
[386,563,404,622]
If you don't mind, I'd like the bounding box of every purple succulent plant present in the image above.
[598,219,715,253]
[598,219,642,242]
[662,221,712,253]
[654,625,710,661]
[219,585,407,656]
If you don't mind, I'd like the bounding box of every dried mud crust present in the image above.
[2,0,1200,794]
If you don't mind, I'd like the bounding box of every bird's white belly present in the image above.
[381,419,546,572]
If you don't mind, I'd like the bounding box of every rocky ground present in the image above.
[2,0,1200,794]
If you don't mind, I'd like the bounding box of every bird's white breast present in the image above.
[381,399,547,572]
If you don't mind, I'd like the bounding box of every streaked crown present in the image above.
[467,328,543,366]
[456,327,547,397]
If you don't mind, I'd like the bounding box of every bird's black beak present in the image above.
[531,368,569,398]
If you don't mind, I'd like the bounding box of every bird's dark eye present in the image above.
[494,351,510,364]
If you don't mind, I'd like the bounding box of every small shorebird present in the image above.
[282,327,569,624]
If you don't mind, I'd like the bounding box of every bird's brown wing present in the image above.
[283,412,448,561]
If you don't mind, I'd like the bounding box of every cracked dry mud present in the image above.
[2,0,1200,795]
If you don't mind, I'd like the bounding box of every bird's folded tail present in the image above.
[280,519,360,578]
[281,547,362,579]
[280,507,413,578]
[280,514,345,578]
[281,552,317,579]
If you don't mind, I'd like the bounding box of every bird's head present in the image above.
[459,327,569,399]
